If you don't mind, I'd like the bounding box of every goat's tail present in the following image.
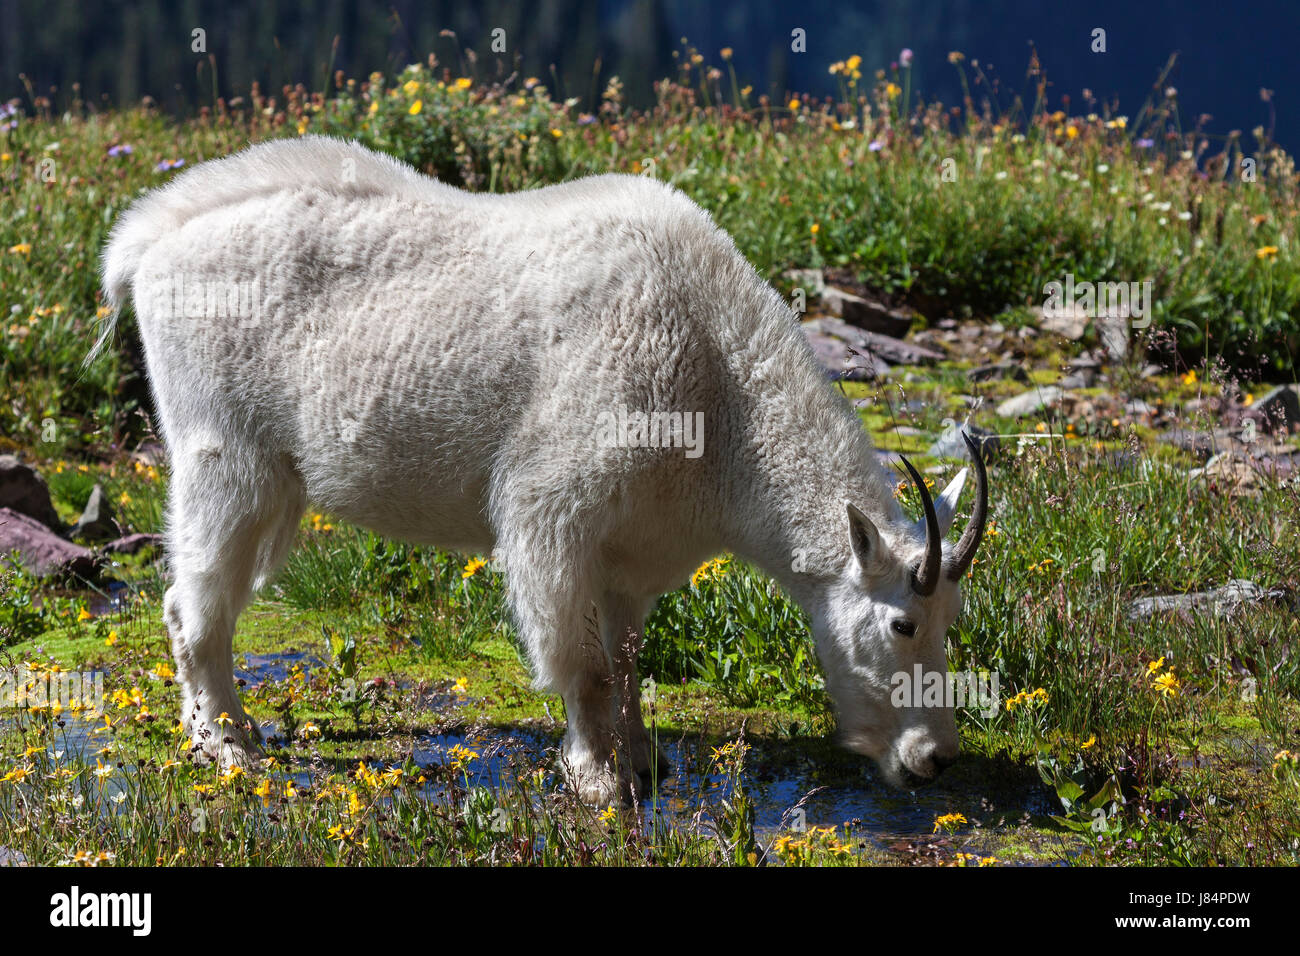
[87,205,153,367]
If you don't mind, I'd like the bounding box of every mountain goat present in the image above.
[95,137,988,803]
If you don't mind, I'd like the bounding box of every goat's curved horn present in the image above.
[945,431,989,581]
[899,455,941,596]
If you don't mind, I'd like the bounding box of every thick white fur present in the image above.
[96,136,971,801]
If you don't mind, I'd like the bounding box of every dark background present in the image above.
[1,0,1294,149]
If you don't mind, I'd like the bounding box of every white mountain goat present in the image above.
[94,136,988,803]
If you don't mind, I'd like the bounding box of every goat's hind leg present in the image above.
[164,449,290,767]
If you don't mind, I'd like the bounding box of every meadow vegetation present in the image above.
[1,44,1297,866]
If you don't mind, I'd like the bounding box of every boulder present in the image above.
[802,330,885,381]
[0,507,102,580]
[1096,311,1130,361]
[0,455,62,529]
[927,424,1001,461]
[99,532,163,556]
[822,287,914,338]
[995,385,1065,419]
[1159,427,1232,460]
[71,484,120,542]
[1034,303,1089,340]
[129,441,167,468]
[1241,384,1300,435]
[1127,579,1285,620]
[801,317,944,367]
[967,362,1030,384]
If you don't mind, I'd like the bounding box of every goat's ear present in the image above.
[845,501,882,571]
[934,468,969,537]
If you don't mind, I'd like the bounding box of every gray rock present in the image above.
[1096,312,1129,361]
[802,330,886,381]
[0,455,62,530]
[1063,356,1101,388]
[822,287,913,338]
[129,442,167,468]
[1035,304,1088,340]
[801,317,944,366]
[0,507,102,580]
[1127,579,1285,620]
[1242,384,1300,434]
[99,532,163,557]
[1160,427,1232,460]
[927,424,1000,461]
[996,386,1065,419]
[1058,373,1091,389]
[967,362,1030,384]
[1124,400,1157,416]
[72,484,120,543]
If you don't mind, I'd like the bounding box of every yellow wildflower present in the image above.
[933,812,968,833]
[1154,669,1181,697]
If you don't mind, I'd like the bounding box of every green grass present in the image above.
[3,392,1298,865]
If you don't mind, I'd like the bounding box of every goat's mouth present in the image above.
[838,730,943,790]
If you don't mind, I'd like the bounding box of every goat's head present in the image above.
[814,431,989,789]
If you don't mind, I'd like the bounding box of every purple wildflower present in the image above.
[1136,138,1155,148]
[868,140,884,152]
[900,48,914,68]
[107,144,133,157]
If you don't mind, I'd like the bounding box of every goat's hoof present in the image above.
[560,752,633,807]
[634,742,673,790]
[185,709,263,769]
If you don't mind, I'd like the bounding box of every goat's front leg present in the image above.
[557,644,630,806]
[601,592,670,789]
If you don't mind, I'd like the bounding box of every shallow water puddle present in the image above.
[235,649,322,686]
[408,724,1057,856]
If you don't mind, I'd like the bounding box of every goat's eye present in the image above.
[891,619,917,637]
